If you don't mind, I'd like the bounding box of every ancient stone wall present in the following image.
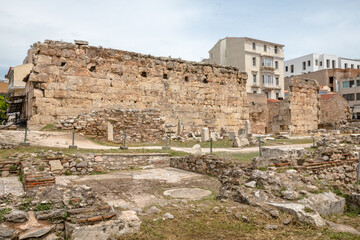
[249,103,268,134]
[319,93,350,128]
[25,40,249,135]
[270,78,320,134]
[59,109,164,142]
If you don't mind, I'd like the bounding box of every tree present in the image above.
[0,95,8,123]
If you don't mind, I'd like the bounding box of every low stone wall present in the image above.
[59,109,165,142]
[0,143,15,149]
[0,161,20,177]
[170,155,246,177]
[37,152,171,176]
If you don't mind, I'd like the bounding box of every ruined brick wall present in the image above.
[319,94,350,128]
[267,101,281,133]
[59,109,164,142]
[249,103,268,134]
[25,40,249,134]
[270,78,320,134]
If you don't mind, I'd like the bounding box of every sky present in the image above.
[0,0,359,78]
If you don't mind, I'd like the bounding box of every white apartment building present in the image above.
[285,53,360,77]
[208,37,285,99]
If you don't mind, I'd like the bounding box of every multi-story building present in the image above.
[339,76,360,119]
[208,37,285,99]
[285,53,360,77]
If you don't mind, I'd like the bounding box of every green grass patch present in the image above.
[212,151,259,162]
[34,202,52,211]
[0,208,11,221]
[40,124,62,131]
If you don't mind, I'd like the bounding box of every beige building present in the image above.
[6,64,33,97]
[208,37,285,99]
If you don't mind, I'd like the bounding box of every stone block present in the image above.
[49,160,64,171]
[201,128,209,141]
[107,122,114,141]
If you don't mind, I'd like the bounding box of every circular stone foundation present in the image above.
[163,188,212,200]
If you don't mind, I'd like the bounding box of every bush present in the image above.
[0,95,8,123]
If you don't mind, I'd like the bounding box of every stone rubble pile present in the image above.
[0,184,140,239]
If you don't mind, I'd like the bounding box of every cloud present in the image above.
[0,0,359,77]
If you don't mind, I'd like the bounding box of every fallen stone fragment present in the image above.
[245,181,256,188]
[163,213,174,219]
[49,160,63,171]
[298,191,345,216]
[283,216,292,225]
[19,226,54,240]
[265,225,278,230]
[5,210,29,223]
[146,206,161,215]
[268,202,325,227]
[269,209,279,218]
[325,220,360,236]
[0,226,16,240]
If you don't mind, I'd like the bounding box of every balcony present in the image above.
[261,83,281,90]
[260,65,275,71]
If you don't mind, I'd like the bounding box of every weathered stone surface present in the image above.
[245,181,256,188]
[76,161,87,168]
[201,128,209,142]
[233,136,249,148]
[325,220,360,236]
[191,144,202,156]
[5,210,29,223]
[163,213,174,219]
[35,209,65,220]
[25,40,249,136]
[268,202,325,227]
[65,210,140,239]
[19,226,54,240]
[0,226,16,240]
[49,160,63,171]
[163,188,212,200]
[298,192,345,216]
[107,122,114,141]
[261,146,305,159]
[146,206,161,215]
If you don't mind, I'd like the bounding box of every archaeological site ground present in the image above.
[0,40,359,240]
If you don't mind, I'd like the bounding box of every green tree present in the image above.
[0,95,8,123]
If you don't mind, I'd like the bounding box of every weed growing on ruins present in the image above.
[9,165,17,171]
[304,207,314,213]
[19,198,32,212]
[38,165,45,171]
[34,202,52,211]
[90,171,107,175]
[64,170,72,176]
[40,124,61,131]
[0,208,11,222]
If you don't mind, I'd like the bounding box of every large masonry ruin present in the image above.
[24,40,249,139]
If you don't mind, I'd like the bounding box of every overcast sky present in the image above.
[0,0,359,78]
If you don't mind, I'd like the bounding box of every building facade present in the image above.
[339,76,360,119]
[208,37,285,99]
[285,53,360,77]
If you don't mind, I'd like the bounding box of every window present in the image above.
[326,59,330,68]
[351,64,354,69]
[265,92,269,98]
[262,74,274,85]
[357,93,360,100]
[332,60,335,68]
[350,80,355,88]
[307,60,311,66]
[357,80,360,86]
[320,61,323,67]
[276,93,279,99]
[358,65,360,69]
[253,90,257,93]
[343,93,355,101]
[276,76,279,85]
[315,60,318,66]
[285,66,288,72]
[329,77,334,84]
[252,57,256,66]
[252,42,256,50]
[275,61,279,69]
[345,63,348,69]
[291,65,294,73]
[261,58,273,67]
[253,74,257,84]
[264,45,267,52]
[342,81,349,88]
[303,61,306,70]
[274,46,278,54]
